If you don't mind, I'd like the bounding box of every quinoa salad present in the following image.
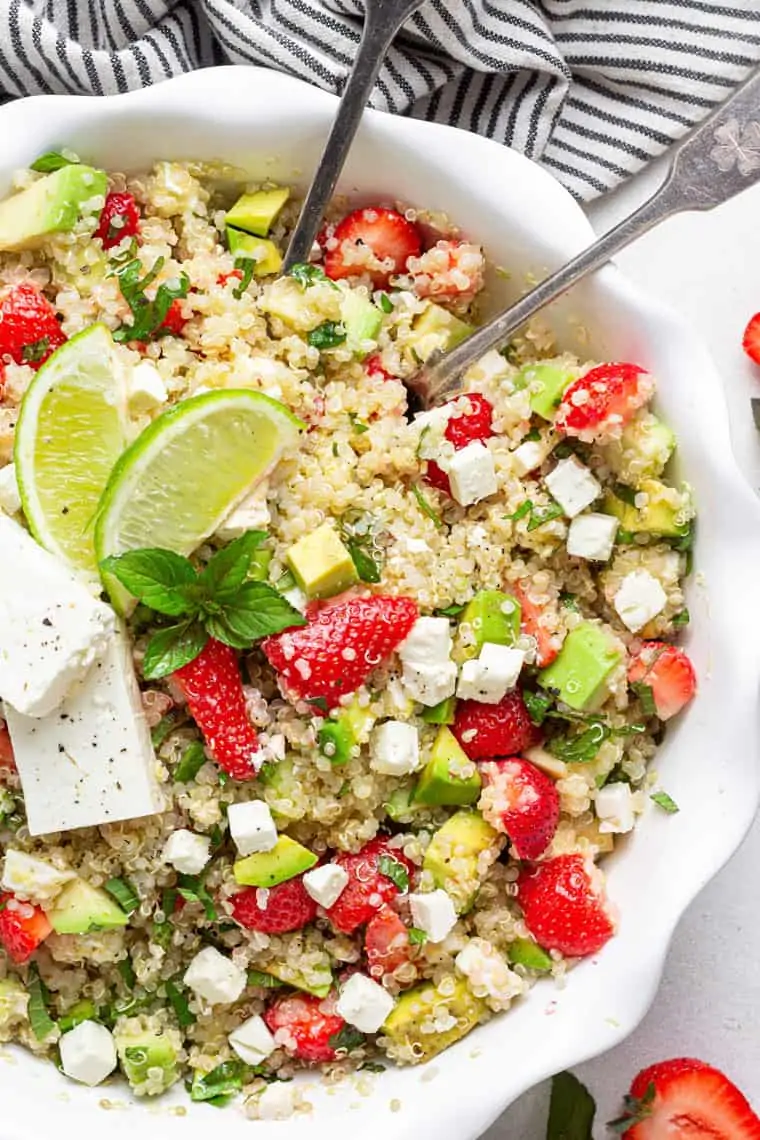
[0,155,696,1120]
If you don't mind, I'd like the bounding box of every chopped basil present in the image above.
[27,967,56,1041]
[247,969,283,989]
[548,720,610,764]
[232,257,255,299]
[435,603,466,618]
[408,927,428,945]
[507,500,532,522]
[152,918,173,949]
[117,956,136,989]
[672,608,690,628]
[177,872,217,921]
[559,592,579,612]
[612,483,637,507]
[411,484,443,528]
[527,500,564,532]
[104,877,139,915]
[307,320,346,350]
[378,854,409,893]
[21,336,51,364]
[650,790,679,814]
[166,977,195,1027]
[328,1024,366,1052]
[523,689,554,727]
[631,681,657,718]
[30,151,80,173]
[547,1071,596,1140]
[110,255,190,343]
[616,529,635,545]
[288,263,333,289]
[306,696,329,714]
[377,292,394,314]
[522,427,541,443]
[174,740,207,783]
[348,411,370,434]
[189,1059,252,1106]
[151,709,186,748]
[341,513,385,584]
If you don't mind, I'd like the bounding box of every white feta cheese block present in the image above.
[613,570,667,632]
[0,464,21,515]
[398,616,452,665]
[1,850,75,903]
[511,434,555,477]
[256,1082,297,1121]
[566,512,619,561]
[544,456,601,518]
[162,829,211,875]
[336,973,395,1033]
[59,1021,118,1087]
[303,863,349,909]
[401,660,458,707]
[127,360,168,415]
[215,479,271,541]
[409,889,457,943]
[370,721,420,776]
[595,782,635,834]
[0,515,116,717]
[5,627,164,836]
[228,1015,276,1066]
[457,643,525,704]
[227,800,278,856]
[447,441,498,507]
[184,946,247,1005]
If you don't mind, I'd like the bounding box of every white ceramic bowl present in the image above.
[2,65,760,1140]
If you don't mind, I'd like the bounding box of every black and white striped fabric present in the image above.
[1,0,759,200]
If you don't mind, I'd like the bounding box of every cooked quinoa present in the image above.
[0,158,696,1117]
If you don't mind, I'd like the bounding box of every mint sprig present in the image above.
[110,255,190,343]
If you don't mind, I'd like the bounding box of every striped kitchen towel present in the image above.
[1,0,759,200]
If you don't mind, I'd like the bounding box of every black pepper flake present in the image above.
[61,506,69,515]
[42,617,53,628]
[57,744,65,753]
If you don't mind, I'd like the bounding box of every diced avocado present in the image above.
[507,938,553,972]
[538,621,622,712]
[318,696,374,765]
[0,165,108,252]
[114,1027,180,1096]
[58,998,98,1033]
[459,590,520,660]
[233,835,317,887]
[48,878,130,934]
[603,479,692,539]
[341,290,382,357]
[517,363,574,421]
[408,303,474,363]
[423,810,501,913]
[414,728,481,807]
[421,695,457,725]
[266,961,333,999]
[382,976,486,1063]
[384,783,420,822]
[0,977,29,1032]
[226,227,282,276]
[259,755,304,825]
[605,413,676,485]
[286,522,358,599]
[225,187,290,237]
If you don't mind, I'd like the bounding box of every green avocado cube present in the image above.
[226,227,282,275]
[408,303,474,363]
[318,696,374,764]
[0,165,108,252]
[538,621,622,712]
[609,413,676,484]
[115,1027,180,1096]
[517,363,574,420]
[48,879,129,935]
[603,479,692,539]
[233,835,317,887]
[414,727,481,807]
[507,938,553,972]
[421,696,457,725]
[286,522,358,599]
[423,810,500,913]
[341,290,383,357]
[265,961,333,999]
[58,999,98,1033]
[459,589,521,659]
[382,976,486,1063]
[383,784,420,822]
[225,187,290,237]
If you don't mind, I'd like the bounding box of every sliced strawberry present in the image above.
[0,725,16,774]
[628,641,696,720]
[326,838,414,934]
[172,638,258,781]
[453,690,539,761]
[323,206,422,287]
[365,906,412,981]
[264,992,345,1063]
[263,595,418,707]
[160,299,187,337]
[616,1057,760,1138]
[94,191,141,250]
[231,877,317,934]
[510,581,563,667]
[0,282,66,369]
[365,354,394,382]
[426,392,494,495]
[517,854,615,958]
[743,313,760,365]
[479,758,560,860]
[555,362,653,441]
[0,894,52,964]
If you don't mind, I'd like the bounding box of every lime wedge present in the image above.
[95,389,304,612]
[14,323,130,577]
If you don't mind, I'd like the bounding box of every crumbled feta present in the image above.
[227,800,278,856]
[447,441,498,507]
[1,850,75,903]
[127,359,167,415]
[228,1015,276,1066]
[336,973,395,1033]
[595,781,635,833]
[613,570,667,632]
[370,721,420,775]
[59,1021,118,1087]
[511,434,555,477]
[409,889,457,943]
[184,946,247,1005]
[401,660,458,707]
[457,643,525,704]
[398,616,452,665]
[0,464,21,515]
[216,479,271,542]
[256,1081,297,1121]
[162,829,211,875]
[544,456,601,518]
[566,512,619,561]
[303,863,349,908]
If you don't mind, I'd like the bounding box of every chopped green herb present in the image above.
[288,263,334,289]
[307,696,330,714]
[411,484,443,528]
[332,442,339,458]
[307,320,346,350]
[27,967,56,1041]
[548,720,610,764]
[522,427,541,443]
[527,500,564,532]
[377,292,394,314]
[408,927,428,945]
[166,977,195,1027]
[21,337,51,364]
[337,781,350,798]
[151,709,186,748]
[631,681,657,718]
[507,500,532,522]
[117,957,136,989]
[650,790,679,814]
[616,529,635,545]
[232,256,255,299]
[559,592,579,612]
[104,877,139,915]
[189,1059,252,1106]
[348,411,370,434]
[247,969,283,989]
[672,608,690,628]
[30,150,80,173]
[177,872,217,921]
[359,1061,387,1073]
[110,255,190,343]
[415,424,430,460]
[547,1071,596,1140]
[152,918,173,949]
[328,1024,366,1052]
[612,483,637,507]
[378,854,409,893]
[174,740,207,783]
[523,689,554,727]
[435,603,465,618]
[57,999,97,1034]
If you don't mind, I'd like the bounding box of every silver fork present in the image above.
[283,0,425,270]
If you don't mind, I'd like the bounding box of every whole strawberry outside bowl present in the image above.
[1,66,760,1140]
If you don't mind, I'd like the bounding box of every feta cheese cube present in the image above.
[215,479,271,542]
[227,800,278,856]
[162,829,211,875]
[184,946,247,1005]
[409,889,457,943]
[336,973,395,1033]
[613,570,667,632]
[566,512,619,561]
[398,616,452,665]
[465,349,510,384]
[1,850,74,903]
[447,441,498,507]
[256,1081,297,1121]
[0,464,21,515]
[595,781,635,834]
[228,1015,276,1066]
[511,434,555,477]
[457,643,525,703]
[303,863,349,908]
[5,628,164,835]
[544,456,601,518]
[401,659,458,707]
[127,360,167,415]
[59,1021,118,1087]
[370,721,420,776]
[0,515,115,717]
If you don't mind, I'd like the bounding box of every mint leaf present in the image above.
[112,256,190,343]
[289,263,335,289]
[328,1024,366,1052]
[104,877,139,915]
[672,608,690,628]
[523,689,554,726]
[174,740,207,783]
[232,257,255,299]
[27,966,56,1041]
[547,1071,595,1140]
[190,1059,250,1105]
[177,872,217,921]
[378,854,409,893]
[408,927,427,945]
[549,720,610,764]
[200,530,267,600]
[651,790,679,814]
[411,484,443,528]
[21,336,51,364]
[30,151,79,173]
[612,482,637,507]
[206,581,305,647]
[308,320,346,350]
[100,548,197,615]
[631,681,657,717]
[142,620,209,680]
[527,500,564,531]
[377,292,393,313]
[435,603,465,618]
[247,969,283,989]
